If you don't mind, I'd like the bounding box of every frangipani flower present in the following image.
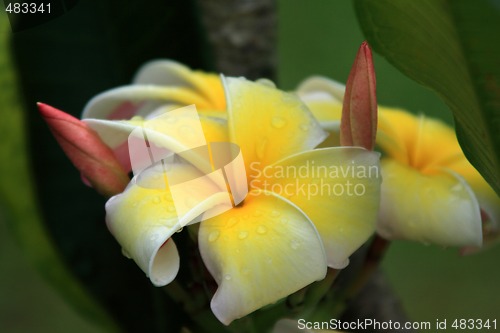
[98,75,381,324]
[296,76,500,247]
[376,109,500,247]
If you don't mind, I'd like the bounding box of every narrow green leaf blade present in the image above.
[355,0,500,195]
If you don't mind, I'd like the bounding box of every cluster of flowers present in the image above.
[40,43,499,327]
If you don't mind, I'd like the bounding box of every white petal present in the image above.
[296,76,346,103]
[377,160,482,246]
[82,85,209,120]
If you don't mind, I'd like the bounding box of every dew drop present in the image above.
[256,137,268,159]
[227,216,239,227]
[121,248,132,259]
[290,239,301,250]
[271,210,281,218]
[208,230,220,242]
[300,124,310,131]
[256,225,267,234]
[271,116,287,129]
[238,231,249,240]
[165,115,178,124]
[253,210,263,217]
[224,274,232,281]
[176,227,184,233]
[280,217,288,224]
[256,78,276,88]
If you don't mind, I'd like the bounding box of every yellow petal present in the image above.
[134,60,226,110]
[252,147,381,268]
[224,76,327,175]
[378,159,482,246]
[106,163,231,286]
[377,109,463,170]
[198,191,327,325]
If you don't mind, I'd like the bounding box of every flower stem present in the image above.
[163,282,230,333]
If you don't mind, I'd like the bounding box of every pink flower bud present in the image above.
[340,41,377,151]
[38,102,129,197]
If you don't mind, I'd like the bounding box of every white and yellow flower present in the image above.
[297,76,500,247]
[82,61,381,325]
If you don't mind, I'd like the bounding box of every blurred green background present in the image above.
[1,1,499,332]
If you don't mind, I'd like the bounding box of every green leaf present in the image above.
[354,0,500,195]
[0,13,117,332]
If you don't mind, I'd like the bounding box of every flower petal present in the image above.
[377,159,482,246]
[106,163,232,286]
[377,109,463,169]
[223,76,327,174]
[82,85,212,120]
[198,191,327,325]
[304,100,342,147]
[134,59,226,110]
[253,147,381,268]
[296,76,345,103]
[83,107,229,173]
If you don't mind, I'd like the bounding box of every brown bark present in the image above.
[196,0,277,80]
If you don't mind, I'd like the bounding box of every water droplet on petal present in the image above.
[227,216,239,227]
[256,225,267,234]
[176,227,184,233]
[238,231,249,239]
[300,124,310,131]
[208,230,220,242]
[280,217,288,224]
[256,78,276,88]
[256,137,268,159]
[224,274,232,281]
[271,116,287,129]
[253,210,263,217]
[271,210,280,218]
[290,239,301,250]
[121,248,132,259]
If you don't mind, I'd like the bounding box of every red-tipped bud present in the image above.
[38,103,129,197]
[340,41,377,150]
